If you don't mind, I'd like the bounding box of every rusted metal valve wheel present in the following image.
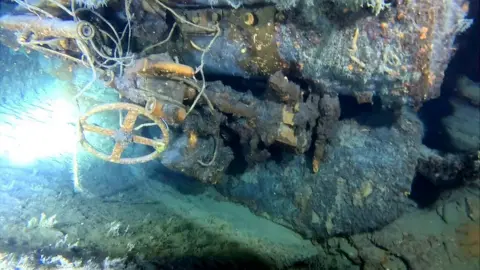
[78,103,169,164]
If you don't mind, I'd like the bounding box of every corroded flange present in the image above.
[77,21,96,40]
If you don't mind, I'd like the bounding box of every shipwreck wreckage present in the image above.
[0,0,476,237]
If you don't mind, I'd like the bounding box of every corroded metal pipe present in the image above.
[145,97,187,124]
[0,15,89,40]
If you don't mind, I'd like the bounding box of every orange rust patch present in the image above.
[456,222,480,258]
[143,61,195,77]
[312,157,320,173]
[380,22,389,31]
[188,131,198,149]
[419,27,429,40]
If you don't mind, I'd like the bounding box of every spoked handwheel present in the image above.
[78,103,169,164]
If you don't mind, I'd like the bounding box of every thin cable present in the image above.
[46,0,75,17]
[186,24,221,116]
[153,0,216,32]
[141,22,177,55]
[74,8,123,56]
[74,40,97,99]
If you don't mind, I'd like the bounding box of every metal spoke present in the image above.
[80,123,116,137]
[132,135,164,147]
[121,110,139,132]
[110,142,125,161]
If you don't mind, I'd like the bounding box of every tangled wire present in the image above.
[12,0,135,99]
[12,0,221,116]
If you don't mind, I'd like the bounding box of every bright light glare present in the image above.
[0,98,78,165]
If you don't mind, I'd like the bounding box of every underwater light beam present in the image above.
[0,98,78,165]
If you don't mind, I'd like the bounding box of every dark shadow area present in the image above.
[418,2,479,152]
[418,98,457,152]
[266,142,287,164]
[203,74,268,97]
[410,169,468,208]
[409,174,442,208]
[223,124,249,176]
[339,94,397,127]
